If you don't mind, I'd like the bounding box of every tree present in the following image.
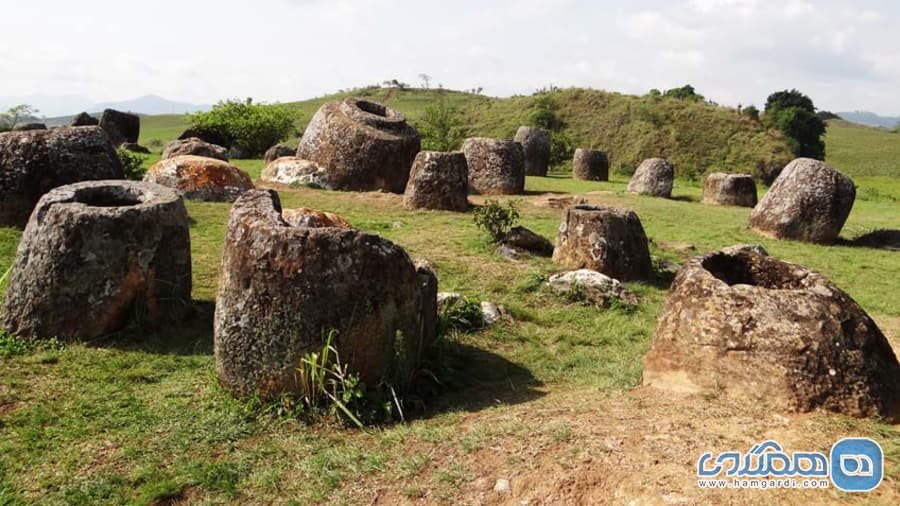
[417,93,468,151]
[764,89,825,159]
[742,105,760,121]
[418,73,431,89]
[186,99,295,157]
[0,104,39,131]
[663,85,704,101]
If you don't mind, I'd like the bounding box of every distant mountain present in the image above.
[836,111,900,129]
[90,95,210,115]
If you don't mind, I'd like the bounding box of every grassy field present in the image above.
[1,99,899,504]
[825,119,900,178]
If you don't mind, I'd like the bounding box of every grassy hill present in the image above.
[824,119,900,178]
[140,87,793,180]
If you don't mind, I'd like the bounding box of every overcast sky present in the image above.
[2,0,898,116]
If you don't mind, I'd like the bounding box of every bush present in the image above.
[438,296,484,334]
[473,199,519,242]
[186,99,294,158]
[116,148,147,180]
[146,139,165,152]
[418,93,468,151]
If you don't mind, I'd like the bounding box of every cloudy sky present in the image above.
[1,0,898,116]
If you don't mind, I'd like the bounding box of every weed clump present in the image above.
[473,199,519,242]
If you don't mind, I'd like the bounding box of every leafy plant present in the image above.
[473,199,519,242]
[296,331,366,428]
[418,91,468,151]
[116,147,147,180]
[438,297,484,334]
[186,99,294,157]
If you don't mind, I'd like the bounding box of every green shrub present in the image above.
[473,199,519,242]
[186,99,294,157]
[146,139,165,152]
[418,93,468,151]
[116,148,147,180]
[438,297,485,334]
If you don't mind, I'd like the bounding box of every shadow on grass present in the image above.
[669,194,699,203]
[416,340,544,418]
[87,299,215,355]
[841,229,900,251]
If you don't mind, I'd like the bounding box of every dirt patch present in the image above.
[352,386,898,505]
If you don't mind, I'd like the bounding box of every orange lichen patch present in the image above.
[173,157,253,192]
[282,207,352,228]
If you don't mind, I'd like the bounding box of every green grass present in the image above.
[1,168,898,502]
[825,121,900,178]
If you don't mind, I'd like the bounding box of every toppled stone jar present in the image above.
[749,158,855,244]
[0,126,123,227]
[0,180,192,340]
[643,249,900,421]
[144,155,254,202]
[403,151,469,211]
[296,98,421,193]
[462,138,526,195]
[552,205,653,282]
[214,189,437,399]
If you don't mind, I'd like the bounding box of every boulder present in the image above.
[514,126,550,177]
[415,259,439,349]
[120,142,151,154]
[214,189,431,399]
[749,158,855,244]
[178,127,231,148]
[643,249,900,420]
[162,137,228,161]
[462,138,525,195]
[627,158,674,198]
[402,151,469,211]
[99,109,140,145]
[552,205,653,281]
[296,98,421,193]
[260,157,331,189]
[282,207,351,228]
[143,155,253,202]
[572,148,609,181]
[264,144,295,163]
[12,123,46,131]
[702,172,757,207]
[0,180,192,340]
[548,269,638,307]
[0,126,123,227]
[502,226,554,257]
[71,112,99,126]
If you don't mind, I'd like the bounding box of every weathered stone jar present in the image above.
[0,180,192,340]
[552,205,653,281]
[749,158,855,244]
[0,126,123,227]
[702,172,757,207]
[514,126,551,177]
[572,148,609,181]
[643,249,900,420]
[144,155,254,202]
[214,189,436,399]
[162,137,229,161]
[99,108,140,145]
[627,158,674,197]
[403,151,469,211]
[462,138,526,195]
[296,98,421,193]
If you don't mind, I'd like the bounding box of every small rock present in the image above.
[549,269,638,307]
[481,301,509,326]
[721,244,769,256]
[495,244,521,262]
[494,478,511,494]
[502,226,554,257]
[261,157,331,188]
[547,195,587,209]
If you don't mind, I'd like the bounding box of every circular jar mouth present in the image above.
[74,185,146,208]
[702,253,805,290]
[342,98,407,130]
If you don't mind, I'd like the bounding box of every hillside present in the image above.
[825,120,900,178]
[140,87,792,180]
